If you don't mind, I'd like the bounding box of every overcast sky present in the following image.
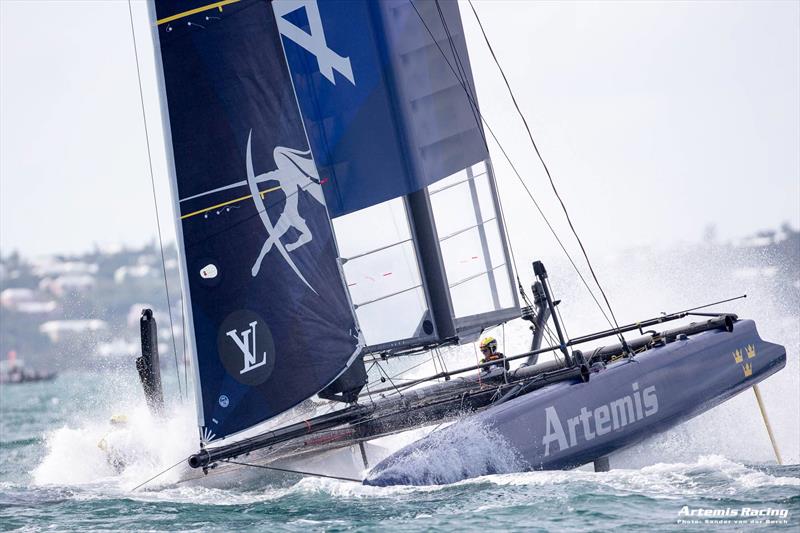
[1,0,798,260]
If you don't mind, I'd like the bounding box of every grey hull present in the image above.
[365,319,785,486]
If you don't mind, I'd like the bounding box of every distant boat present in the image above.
[125,0,786,487]
[0,351,56,385]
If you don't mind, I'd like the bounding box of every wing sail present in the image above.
[150,0,361,442]
[275,0,518,351]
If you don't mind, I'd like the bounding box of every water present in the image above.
[2,251,799,531]
[2,366,798,530]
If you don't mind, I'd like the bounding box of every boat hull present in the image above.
[365,319,785,486]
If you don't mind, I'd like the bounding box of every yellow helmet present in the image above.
[479,337,497,354]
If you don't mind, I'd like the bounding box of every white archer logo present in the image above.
[273,0,355,85]
[226,321,268,375]
[246,131,323,293]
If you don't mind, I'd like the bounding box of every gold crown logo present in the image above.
[732,349,743,364]
[743,363,753,377]
[746,344,756,359]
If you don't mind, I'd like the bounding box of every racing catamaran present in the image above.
[137,0,786,486]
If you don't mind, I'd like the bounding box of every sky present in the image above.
[1,0,798,260]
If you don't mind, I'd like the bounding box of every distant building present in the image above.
[39,319,108,343]
[39,275,96,297]
[0,288,35,308]
[1,288,58,314]
[114,264,154,284]
[14,300,59,314]
[31,259,98,277]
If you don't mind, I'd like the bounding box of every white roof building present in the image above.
[31,259,98,277]
[39,319,108,343]
[114,264,154,284]
[40,275,96,297]
[0,288,36,308]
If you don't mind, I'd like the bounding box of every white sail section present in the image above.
[428,161,517,328]
[332,158,518,353]
[333,198,433,348]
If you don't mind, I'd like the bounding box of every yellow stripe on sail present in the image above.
[180,186,280,220]
[157,0,241,26]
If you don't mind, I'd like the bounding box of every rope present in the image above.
[131,455,188,492]
[408,0,614,331]
[127,0,184,401]
[473,342,483,388]
[432,0,526,300]
[222,459,361,483]
[374,360,404,398]
[435,346,448,375]
[466,0,627,348]
[364,355,439,392]
[181,309,189,401]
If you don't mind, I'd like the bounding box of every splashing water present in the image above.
[1,247,798,530]
[32,402,197,489]
[365,420,528,486]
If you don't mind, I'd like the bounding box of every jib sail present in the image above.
[275,0,518,351]
[149,0,361,442]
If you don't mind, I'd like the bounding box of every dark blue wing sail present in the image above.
[151,0,361,442]
[274,0,519,351]
[274,0,489,218]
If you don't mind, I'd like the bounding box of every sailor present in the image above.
[97,414,131,473]
[479,337,508,371]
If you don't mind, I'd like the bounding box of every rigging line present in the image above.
[275,402,342,434]
[366,376,419,384]
[222,459,361,483]
[540,323,562,365]
[432,0,525,298]
[375,360,404,398]
[363,364,378,406]
[363,355,439,391]
[127,0,183,401]
[434,1,486,162]
[182,174,320,248]
[407,0,613,330]
[430,346,443,379]
[442,0,600,328]
[436,346,448,374]
[131,455,188,492]
[435,0,525,303]
[219,403,349,457]
[519,280,534,308]
[473,341,483,388]
[466,0,626,343]
[546,277,571,346]
[345,377,535,429]
[181,302,189,400]
[179,186,281,219]
[156,0,240,26]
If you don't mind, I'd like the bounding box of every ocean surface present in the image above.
[2,259,799,531]
[1,358,798,530]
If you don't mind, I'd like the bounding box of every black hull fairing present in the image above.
[365,319,785,486]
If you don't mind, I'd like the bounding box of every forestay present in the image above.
[275,0,518,351]
[149,0,361,442]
